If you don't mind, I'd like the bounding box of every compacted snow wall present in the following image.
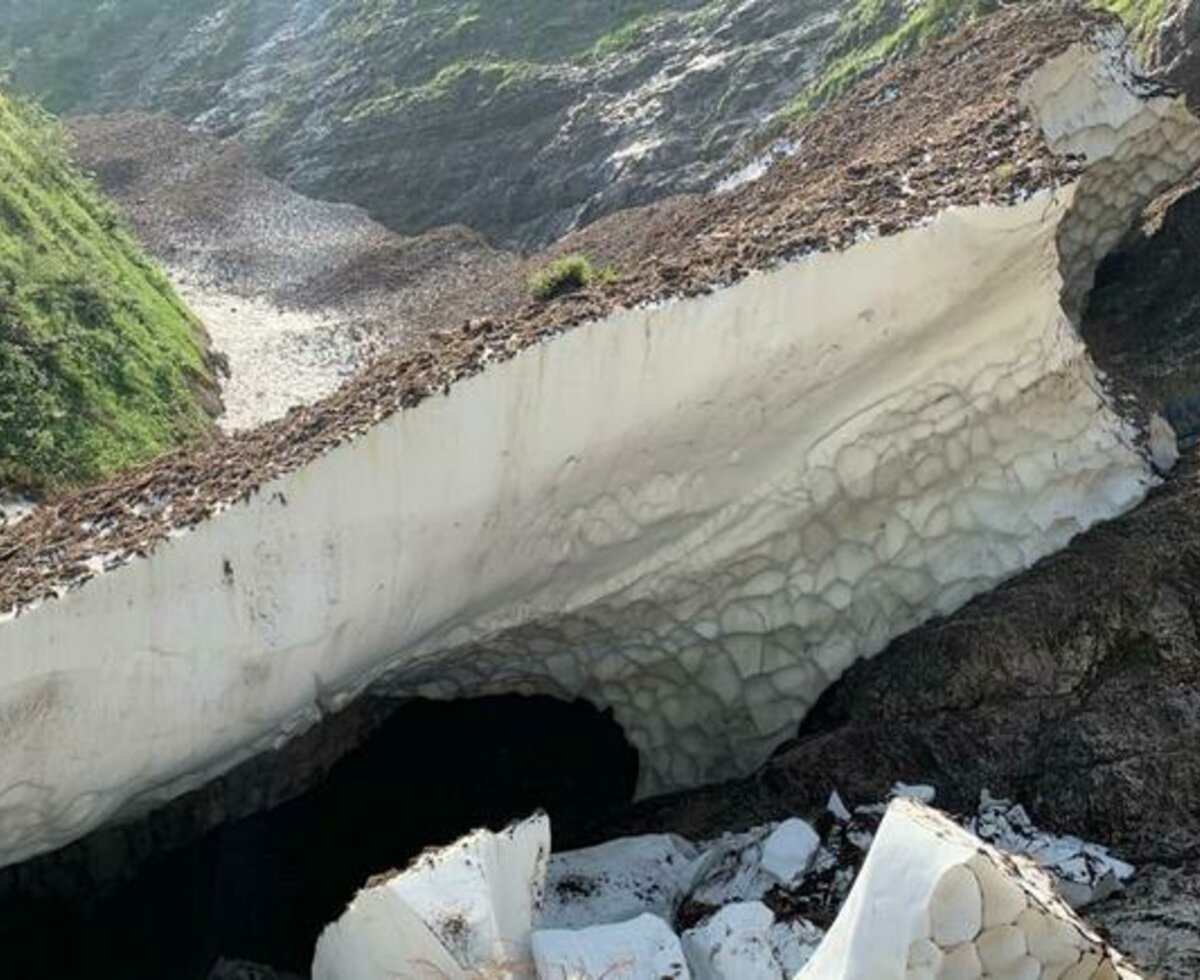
[0,41,1197,870]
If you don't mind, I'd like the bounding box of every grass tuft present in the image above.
[528,254,614,301]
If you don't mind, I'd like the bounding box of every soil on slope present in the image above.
[67,114,525,333]
[66,113,527,430]
[0,3,1097,615]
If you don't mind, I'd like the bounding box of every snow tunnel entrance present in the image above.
[0,694,638,979]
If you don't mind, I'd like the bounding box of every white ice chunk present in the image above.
[531,913,690,980]
[795,800,1142,980]
[769,918,824,975]
[969,792,1135,908]
[542,834,700,929]
[682,901,782,980]
[827,791,852,823]
[688,825,778,907]
[1149,413,1179,474]
[312,814,549,980]
[760,819,821,888]
[890,782,937,805]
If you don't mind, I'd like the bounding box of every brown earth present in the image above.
[0,3,1098,616]
[67,112,527,344]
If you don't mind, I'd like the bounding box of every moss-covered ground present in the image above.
[0,89,215,493]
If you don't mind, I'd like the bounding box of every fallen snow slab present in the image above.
[769,919,824,976]
[531,913,690,980]
[312,814,549,980]
[681,901,781,980]
[687,825,780,908]
[760,819,821,888]
[797,798,1143,980]
[542,833,699,929]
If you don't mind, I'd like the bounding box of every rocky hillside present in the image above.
[0,89,217,493]
[0,0,846,247]
[1,1,1188,251]
[66,112,525,429]
[772,0,1184,127]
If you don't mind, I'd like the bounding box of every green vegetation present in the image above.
[589,13,666,60]
[0,88,215,492]
[1098,0,1171,51]
[774,0,1175,128]
[0,0,229,113]
[348,58,543,122]
[775,0,997,124]
[528,254,614,301]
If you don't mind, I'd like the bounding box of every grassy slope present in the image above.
[0,89,215,493]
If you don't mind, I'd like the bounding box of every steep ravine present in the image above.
[0,0,847,247]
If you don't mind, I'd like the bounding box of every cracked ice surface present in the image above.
[0,40,1198,869]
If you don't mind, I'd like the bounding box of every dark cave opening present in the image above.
[0,694,638,980]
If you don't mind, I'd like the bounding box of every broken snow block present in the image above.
[531,912,690,979]
[797,799,1143,980]
[542,833,700,929]
[312,813,549,980]
[760,818,821,887]
[682,900,782,980]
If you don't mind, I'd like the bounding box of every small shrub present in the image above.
[529,254,611,301]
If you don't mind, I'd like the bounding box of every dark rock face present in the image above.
[1154,0,1200,109]
[1086,175,1200,436]
[1090,863,1200,977]
[0,0,844,247]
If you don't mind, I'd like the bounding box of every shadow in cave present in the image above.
[1,695,638,980]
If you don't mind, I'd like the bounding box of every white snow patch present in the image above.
[682,901,780,980]
[312,814,548,980]
[180,283,375,431]
[715,138,801,194]
[759,819,821,888]
[969,791,1136,908]
[0,494,36,529]
[531,913,689,980]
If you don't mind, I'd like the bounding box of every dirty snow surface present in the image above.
[178,285,378,432]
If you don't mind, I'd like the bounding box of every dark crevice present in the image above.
[0,694,637,980]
